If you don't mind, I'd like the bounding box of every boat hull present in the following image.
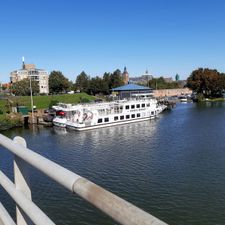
[66,115,156,131]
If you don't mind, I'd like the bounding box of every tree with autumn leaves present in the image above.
[187,68,225,98]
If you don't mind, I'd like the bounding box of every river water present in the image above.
[1,102,225,225]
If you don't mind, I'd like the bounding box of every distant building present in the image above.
[10,59,49,94]
[177,80,187,88]
[129,69,153,85]
[122,67,129,84]
[163,77,173,83]
[111,83,152,99]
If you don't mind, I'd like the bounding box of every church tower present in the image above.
[122,66,129,84]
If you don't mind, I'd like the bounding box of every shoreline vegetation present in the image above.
[1,92,225,131]
[0,93,96,131]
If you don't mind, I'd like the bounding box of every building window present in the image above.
[131,114,135,118]
[141,103,145,108]
[126,115,130,119]
[137,113,141,117]
[120,115,124,120]
[114,116,119,121]
[131,105,135,109]
[151,111,154,115]
[125,105,129,110]
[104,118,109,122]
[136,104,140,108]
[98,119,102,123]
[147,103,150,107]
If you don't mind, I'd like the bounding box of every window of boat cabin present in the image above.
[104,118,109,122]
[146,103,150,107]
[136,104,140,108]
[125,105,129,110]
[131,105,135,109]
[120,115,124,120]
[137,113,141,117]
[114,116,119,121]
[126,115,130,119]
[98,118,103,123]
[131,114,135,118]
[141,103,145,108]
[151,111,154,115]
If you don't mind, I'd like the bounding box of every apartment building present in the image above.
[10,61,49,94]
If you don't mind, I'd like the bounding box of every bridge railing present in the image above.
[0,134,168,225]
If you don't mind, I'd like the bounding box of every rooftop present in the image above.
[112,83,151,91]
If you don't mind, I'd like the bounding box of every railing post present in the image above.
[13,137,33,225]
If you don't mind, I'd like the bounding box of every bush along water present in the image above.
[0,113,23,131]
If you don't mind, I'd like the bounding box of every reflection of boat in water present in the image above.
[53,97,166,131]
[52,126,67,135]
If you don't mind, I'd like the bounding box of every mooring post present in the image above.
[13,137,34,225]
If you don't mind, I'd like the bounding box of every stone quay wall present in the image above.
[153,88,192,98]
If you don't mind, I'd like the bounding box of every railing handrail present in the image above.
[0,134,168,225]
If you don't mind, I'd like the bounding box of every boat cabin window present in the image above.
[146,103,150,107]
[126,115,130,119]
[98,118,103,123]
[151,111,154,115]
[131,114,135,118]
[104,118,109,122]
[136,104,140,108]
[141,103,145,108]
[137,113,141,117]
[120,115,124,120]
[125,105,129,110]
[114,116,119,121]
[131,105,135,109]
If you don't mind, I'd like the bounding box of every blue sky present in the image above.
[1,0,225,82]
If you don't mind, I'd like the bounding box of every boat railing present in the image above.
[0,134,168,225]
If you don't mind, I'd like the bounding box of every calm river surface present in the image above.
[1,102,225,225]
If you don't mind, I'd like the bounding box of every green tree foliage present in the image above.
[49,71,70,94]
[187,68,225,97]
[109,69,124,89]
[11,78,39,96]
[74,70,125,95]
[148,77,179,89]
[75,71,90,93]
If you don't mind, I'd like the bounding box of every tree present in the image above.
[49,71,70,94]
[75,71,90,93]
[11,78,39,96]
[187,68,224,97]
[109,69,124,89]
[89,76,102,95]
[148,77,179,89]
[102,72,111,94]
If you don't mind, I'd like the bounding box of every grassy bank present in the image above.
[7,93,96,110]
[0,93,96,131]
[0,114,23,131]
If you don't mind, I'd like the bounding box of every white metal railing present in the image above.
[0,133,168,225]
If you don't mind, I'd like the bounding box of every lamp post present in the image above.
[29,75,34,124]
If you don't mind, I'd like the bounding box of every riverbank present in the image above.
[0,114,23,131]
[0,93,96,131]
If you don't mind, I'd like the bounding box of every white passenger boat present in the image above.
[52,103,78,128]
[53,97,166,131]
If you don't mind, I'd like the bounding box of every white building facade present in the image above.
[10,63,49,94]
